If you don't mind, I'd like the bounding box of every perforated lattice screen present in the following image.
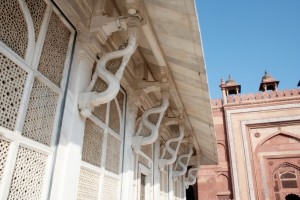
[25,0,47,41]
[82,119,104,166]
[77,168,100,200]
[148,113,160,125]
[141,144,152,159]
[92,104,106,123]
[93,78,108,92]
[0,0,28,58]
[109,100,120,133]
[23,79,59,145]
[0,139,10,182]
[105,135,121,174]
[0,53,27,130]
[102,175,118,200]
[38,12,70,86]
[106,58,122,75]
[8,147,47,200]
[139,126,151,137]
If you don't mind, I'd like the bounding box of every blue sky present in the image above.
[196,0,300,99]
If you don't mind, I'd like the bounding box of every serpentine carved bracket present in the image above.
[172,144,193,179]
[132,93,169,150]
[157,120,185,170]
[78,17,142,117]
[184,167,199,189]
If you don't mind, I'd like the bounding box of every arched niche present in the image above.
[216,173,231,193]
[255,131,300,153]
[217,143,227,162]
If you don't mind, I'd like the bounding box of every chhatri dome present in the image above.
[225,74,237,85]
[261,70,276,82]
[220,75,241,101]
[259,71,279,91]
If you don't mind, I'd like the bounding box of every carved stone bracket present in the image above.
[172,144,193,179]
[157,118,184,170]
[136,80,161,94]
[78,17,142,117]
[132,94,169,150]
[184,167,199,189]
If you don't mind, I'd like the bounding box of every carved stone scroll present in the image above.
[132,95,169,150]
[78,18,141,117]
[184,167,199,189]
[157,122,184,170]
[172,144,193,179]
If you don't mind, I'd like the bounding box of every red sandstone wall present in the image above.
[198,109,233,200]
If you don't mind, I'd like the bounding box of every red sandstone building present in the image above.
[198,72,300,200]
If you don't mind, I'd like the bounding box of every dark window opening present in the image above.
[266,85,275,91]
[285,193,300,200]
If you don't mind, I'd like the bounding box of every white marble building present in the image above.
[0,0,217,199]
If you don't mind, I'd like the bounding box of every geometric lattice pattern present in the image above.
[102,175,118,200]
[0,139,10,183]
[106,58,122,75]
[0,53,27,130]
[138,113,159,138]
[25,0,47,41]
[92,103,107,123]
[77,168,100,200]
[8,146,47,200]
[148,113,160,125]
[0,0,28,58]
[141,144,152,159]
[139,126,152,137]
[93,78,108,93]
[38,12,70,87]
[23,79,59,145]
[82,119,104,167]
[109,100,120,133]
[105,135,121,174]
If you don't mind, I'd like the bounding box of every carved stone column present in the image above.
[121,91,139,200]
[50,37,95,200]
[153,138,161,200]
[168,164,174,200]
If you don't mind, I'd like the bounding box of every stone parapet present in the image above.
[211,89,300,107]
